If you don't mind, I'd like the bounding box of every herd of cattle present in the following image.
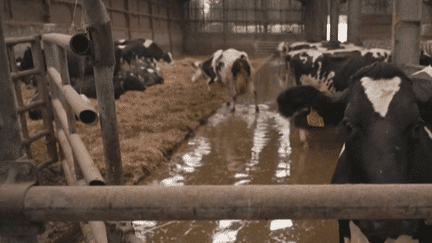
[18,38,170,119]
[17,35,432,242]
[276,40,432,242]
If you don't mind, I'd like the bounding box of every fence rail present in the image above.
[23,184,432,221]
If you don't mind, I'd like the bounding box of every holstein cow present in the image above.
[214,48,258,112]
[20,47,93,86]
[114,38,172,76]
[133,58,164,87]
[281,43,391,96]
[277,62,432,242]
[191,49,224,88]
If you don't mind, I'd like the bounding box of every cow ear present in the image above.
[411,66,432,125]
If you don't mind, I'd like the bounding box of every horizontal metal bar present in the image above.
[37,158,56,170]
[17,99,45,114]
[23,185,432,222]
[5,36,36,46]
[22,129,50,146]
[10,68,41,80]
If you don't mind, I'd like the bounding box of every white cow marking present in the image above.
[147,68,155,73]
[299,55,308,64]
[143,39,153,48]
[360,77,401,117]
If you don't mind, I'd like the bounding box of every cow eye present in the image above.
[408,120,425,141]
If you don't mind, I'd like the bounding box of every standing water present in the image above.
[134,56,344,242]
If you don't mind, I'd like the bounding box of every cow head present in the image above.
[278,62,432,241]
[279,63,432,182]
[162,52,173,64]
[134,59,164,87]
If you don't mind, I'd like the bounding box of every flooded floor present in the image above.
[134,57,345,242]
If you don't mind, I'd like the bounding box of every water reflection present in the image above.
[133,56,342,242]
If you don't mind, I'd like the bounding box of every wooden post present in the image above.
[347,0,361,45]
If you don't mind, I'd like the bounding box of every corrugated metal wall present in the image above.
[2,0,184,55]
[184,0,305,54]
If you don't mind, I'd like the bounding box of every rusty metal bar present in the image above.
[83,0,124,185]
[23,184,432,221]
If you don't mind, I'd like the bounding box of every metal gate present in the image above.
[2,0,432,243]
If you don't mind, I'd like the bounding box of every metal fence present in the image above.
[187,0,304,35]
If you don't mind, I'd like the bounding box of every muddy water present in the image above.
[134,57,345,242]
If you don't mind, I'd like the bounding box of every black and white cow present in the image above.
[20,47,93,86]
[214,48,258,112]
[114,38,172,76]
[133,58,164,87]
[281,43,391,96]
[73,75,125,100]
[191,49,224,87]
[277,63,432,242]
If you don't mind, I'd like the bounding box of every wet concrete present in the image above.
[134,56,345,242]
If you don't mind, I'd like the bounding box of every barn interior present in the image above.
[2,0,432,242]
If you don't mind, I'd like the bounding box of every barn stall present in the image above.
[2,0,432,242]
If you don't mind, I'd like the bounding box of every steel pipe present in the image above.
[21,130,50,146]
[48,67,99,125]
[52,99,105,185]
[57,129,76,183]
[23,185,432,222]
[42,33,91,56]
[42,33,74,53]
[70,33,91,55]
[17,99,45,114]
[5,36,36,46]
[10,68,41,81]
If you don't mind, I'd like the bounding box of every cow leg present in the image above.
[231,95,237,112]
[250,81,259,112]
[299,128,307,148]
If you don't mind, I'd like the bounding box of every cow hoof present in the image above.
[226,101,230,106]
[255,106,259,113]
